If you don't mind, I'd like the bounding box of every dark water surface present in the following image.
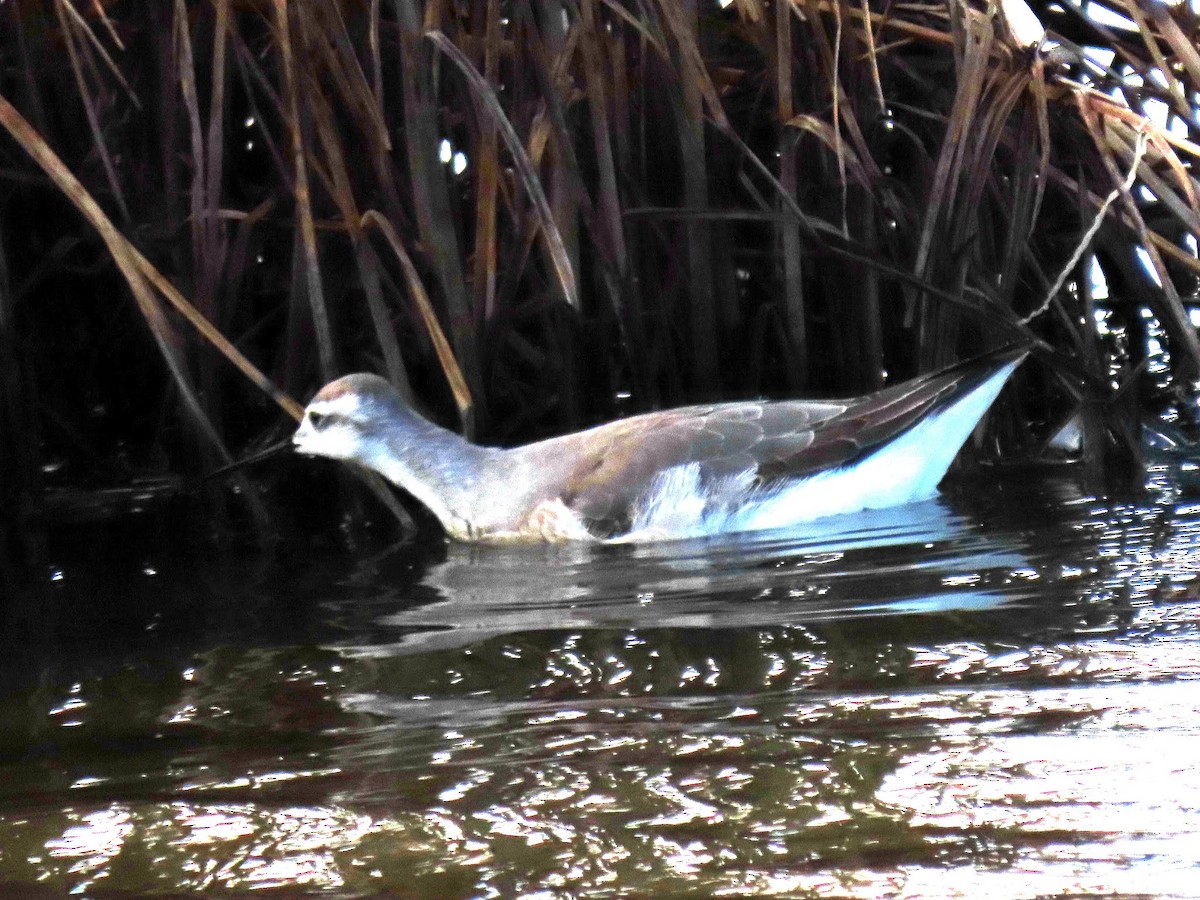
[4,467,1200,897]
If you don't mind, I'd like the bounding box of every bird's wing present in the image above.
[754,347,1025,480]
[753,375,956,481]
[540,399,849,534]
[534,347,1024,536]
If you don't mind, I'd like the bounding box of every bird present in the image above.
[292,347,1027,544]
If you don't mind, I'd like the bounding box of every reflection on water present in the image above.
[3,468,1200,896]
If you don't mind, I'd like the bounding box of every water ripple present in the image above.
[4,469,1200,895]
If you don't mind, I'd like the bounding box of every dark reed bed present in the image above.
[1,0,1198,546]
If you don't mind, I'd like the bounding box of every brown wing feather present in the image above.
[533,346,1024,535]
[755,350,1015,481]
[548,400,847,532]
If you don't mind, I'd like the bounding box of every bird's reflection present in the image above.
[332,498,1034,660]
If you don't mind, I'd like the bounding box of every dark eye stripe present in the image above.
[309,411,329,430]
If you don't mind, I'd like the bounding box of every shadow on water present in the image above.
[2,466,1200,896]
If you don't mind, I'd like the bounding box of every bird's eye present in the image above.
[308,411,329,430]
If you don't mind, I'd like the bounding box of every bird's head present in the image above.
[293,373,409,465]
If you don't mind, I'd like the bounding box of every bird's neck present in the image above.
[370,414,503,539]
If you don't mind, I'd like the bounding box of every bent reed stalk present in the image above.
[1,0,1196,534]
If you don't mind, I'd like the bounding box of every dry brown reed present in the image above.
[2,0,1198,531]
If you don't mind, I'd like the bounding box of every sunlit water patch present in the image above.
[3,468,1200,896]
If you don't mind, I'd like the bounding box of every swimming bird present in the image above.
[293,347,1027,543]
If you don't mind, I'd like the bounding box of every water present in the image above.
[3,467,1200,897]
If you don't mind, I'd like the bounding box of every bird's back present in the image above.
[510,348,1025,540]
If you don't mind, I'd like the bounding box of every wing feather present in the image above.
[546,400,847,533]
[524,347,1023,535]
